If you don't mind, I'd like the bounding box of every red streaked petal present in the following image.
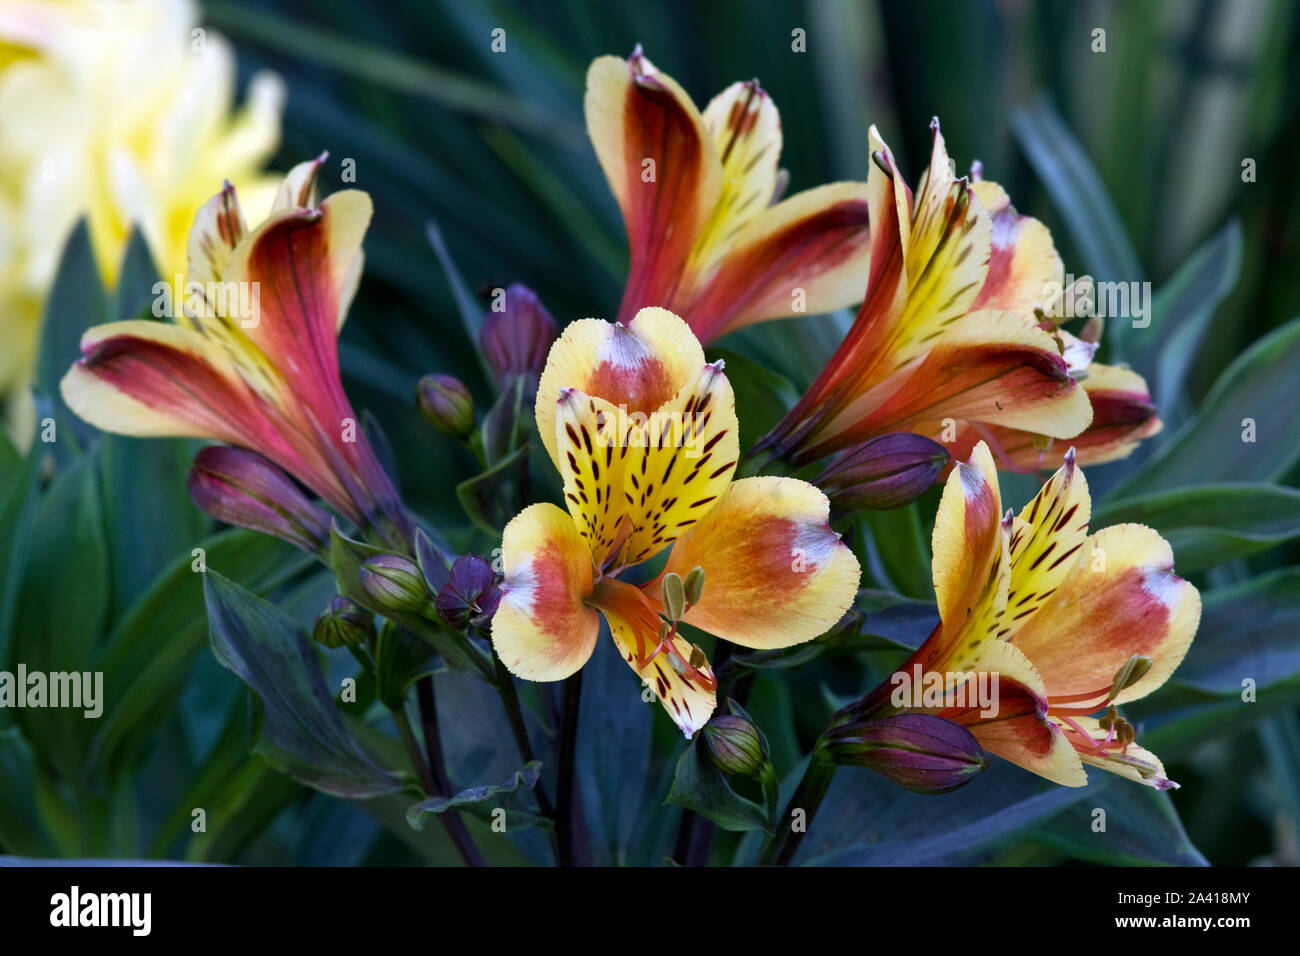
[585,51,722,322]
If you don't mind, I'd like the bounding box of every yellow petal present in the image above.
[492,503,600,681]
[555,387,631,566]
[690,79,782,276]
[535,308,704,473]
[1003,450,1092,641]
[187,181,246,287]
[619,360,739,567]
[656,477,860,649]
[928,442,1010,672]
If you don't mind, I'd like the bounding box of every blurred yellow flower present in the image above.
[0,0,283,441]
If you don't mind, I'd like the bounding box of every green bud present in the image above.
[359,553,432,615]
[662,572,686,621]
[417,373,475,438]
[683,566,705,606]
[313,595,375,648]
[702,715,768,777]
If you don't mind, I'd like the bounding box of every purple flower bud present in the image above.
[434,554,502,629]
[417,374,475,438]
[359,553,432,615]
[823,713,987,794]
[313,595,375,648]
[816,433,949,511]
[479,283,558,398]
[187,446,332,556]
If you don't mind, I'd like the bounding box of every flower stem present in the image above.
[757,748,837,866]
[556,670,583,866]
[492,652,556,819]
[392,688,484,867]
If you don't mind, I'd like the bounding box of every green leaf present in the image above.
[98,435,207,620]
[455,443,530,535]
[859,505,933,600]
[374,623,442,710]
[203,571,404,798]
[36,219,108,450]
[1011,97,1144,290]
[1029,783,1207,866]
[0,728,53,855]
[11,452,110,778]
[708,349,800,455]
[1093,483,1300,574]
[0,450,40,671]
[205,1,583,148]
[87,529,310,776]
[666,738,774,834]
[1129,220,1242,421]
[405,761,543,829]
[1172,567,1300,695]
[111,228,161,323]
[1110,317,1300,495]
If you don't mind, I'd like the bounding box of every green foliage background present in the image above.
[2,0,1298,866]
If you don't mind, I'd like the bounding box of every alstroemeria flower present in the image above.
[857,441,1200,789]
[756,122,1159,472]
[491,307,861,736]
[61,156,411,550]
[585,48,873,344]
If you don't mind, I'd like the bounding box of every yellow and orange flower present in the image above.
[0,0,283,441]
[585,48,873,344]
[859,441,1200,789]
[491,307,861,736]
[60,157,411,549]
[756,122,1161,472]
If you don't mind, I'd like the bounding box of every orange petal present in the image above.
[594,577,717,738]
[943,642,1086,787]
[685,182,873,342]
[653,476,860,649]
[1013,523,1201,713]
[585,51,723,322]
[1002,450,1092,641]
[845,310,1093,449]
[492,504,600,681]
[969,180,1063,313]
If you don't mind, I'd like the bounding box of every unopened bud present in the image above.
[816,433,949,512]
[417,373,475,438]
[662,572,686,621]
[823,713,988,794]
[479,282,558,398]
[702,715,768,777]
[187,446,331,556]
[313,595,375,648]
[359,553,432,615]
[433,554,502,629]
